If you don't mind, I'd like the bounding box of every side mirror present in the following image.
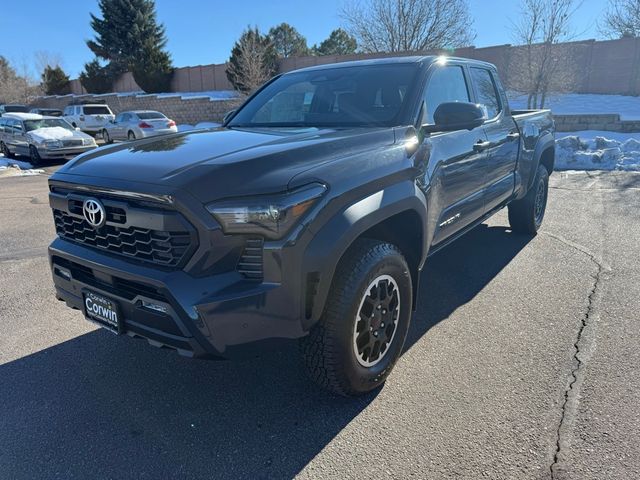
[422,102,485,134]
[223,109,236,124]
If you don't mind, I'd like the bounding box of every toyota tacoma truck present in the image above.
[48,56,554,396]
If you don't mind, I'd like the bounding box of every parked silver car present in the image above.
[0,113,96,165]
[101,110,178,142]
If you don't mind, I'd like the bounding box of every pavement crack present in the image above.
[543,232,608,480]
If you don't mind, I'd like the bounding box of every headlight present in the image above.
[44,140,63,148]
[206,183,326,239]
[82,137,96,146]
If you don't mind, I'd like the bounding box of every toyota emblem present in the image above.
[82,198,106,228]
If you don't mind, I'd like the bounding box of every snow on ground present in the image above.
[555,131,640,171]
[0,157,44,177]
[509,93,640,120]
[46,90,240,102]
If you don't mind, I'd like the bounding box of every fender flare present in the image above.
[301,180,428,330]
[529,132,555,189]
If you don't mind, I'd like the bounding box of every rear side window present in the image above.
[423,66,470,124]
[470,68,501,120]
[83,106,111,115]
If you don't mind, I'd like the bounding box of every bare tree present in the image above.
[226,27,278,93]
[0,56,41,103]
[341,0,475,53]
[509,0,581,109]
[34,51,63,74]
[600,0,640,38]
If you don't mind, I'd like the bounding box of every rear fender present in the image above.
[516,131,555,200]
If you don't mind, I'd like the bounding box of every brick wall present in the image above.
[31,94,245,125]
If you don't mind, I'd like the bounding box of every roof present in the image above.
[2,113,43,121]
[287,55,497,74]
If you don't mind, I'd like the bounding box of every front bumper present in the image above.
[49,237,307,358]
[40,145,96,159]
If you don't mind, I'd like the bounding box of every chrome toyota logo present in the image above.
[82,198,106,228]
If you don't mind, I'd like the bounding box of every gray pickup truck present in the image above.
[48,56,554,396]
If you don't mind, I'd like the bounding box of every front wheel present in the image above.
[300,239,412,396]
[102,129,112,144]
[508,164,549,234]
[29,145,42,166]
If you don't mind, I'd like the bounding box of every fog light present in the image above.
[141,301,168,314]
[55,267,72,281]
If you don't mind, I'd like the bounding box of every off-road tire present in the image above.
[300,238,412,396]
[508,164,549,234]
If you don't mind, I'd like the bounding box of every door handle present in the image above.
[507,132,520,141]
[473,140,492,152]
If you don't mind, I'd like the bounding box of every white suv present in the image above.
[63,103,115,135]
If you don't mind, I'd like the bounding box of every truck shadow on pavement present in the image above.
[0,224,531,479]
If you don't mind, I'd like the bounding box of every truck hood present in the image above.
[54,126,395,202]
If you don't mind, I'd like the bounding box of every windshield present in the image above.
[24,118,75,132]
[228,64,419,128]
[83,106,111,115]
[137,111,166,120]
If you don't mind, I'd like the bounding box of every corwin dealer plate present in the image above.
[83,290,121,334]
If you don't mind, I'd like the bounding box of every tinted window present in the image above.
[83,106,111,115]
[229,64,419,128]
[137,111,166,120]
[470,68,501,119]
[423,66,470,124]
[4,105,29,113]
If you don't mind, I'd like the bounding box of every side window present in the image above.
[470,68,501,120]
[423,65,470,124]
[64,106,72,116]
[114,113,123,123]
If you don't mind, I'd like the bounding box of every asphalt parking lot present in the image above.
[1,169,639,479]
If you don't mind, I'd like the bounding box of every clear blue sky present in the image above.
[1,0,606,79]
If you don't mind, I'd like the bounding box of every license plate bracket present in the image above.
[82,290,122,334]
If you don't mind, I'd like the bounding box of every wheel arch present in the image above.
[301,181,428,331]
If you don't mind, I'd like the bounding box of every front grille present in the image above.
[53,209,193,267]
[237,237,264,280]
[62,139,84,147]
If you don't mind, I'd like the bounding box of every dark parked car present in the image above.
[0,104,29,116]
[48,56,554,395]
[30,108,64,117]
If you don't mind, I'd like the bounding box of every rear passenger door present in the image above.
[423,63,489,245]
[469,67,519,213]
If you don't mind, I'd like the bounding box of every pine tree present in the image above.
[226,27,278,93]
[79,59,114,94]
[41,65,70,95]
[83,0,173,93]
[314,29,358,56]
[268,23,309,58]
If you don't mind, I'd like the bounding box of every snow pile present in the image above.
[509,93,640,120]
[29,127,75,142]
[555,132,640,171]
[155,90,239,102]
[0,158,44,177]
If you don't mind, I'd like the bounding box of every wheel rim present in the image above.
[353,274,401,367]
[534,177,547,225]
[128,132,134,140]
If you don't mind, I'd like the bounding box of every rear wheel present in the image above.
[29,145,42,166]
[127,131,136,141]
[300,239,412,396]
[0,141,14,159]
[508,164,549,234]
